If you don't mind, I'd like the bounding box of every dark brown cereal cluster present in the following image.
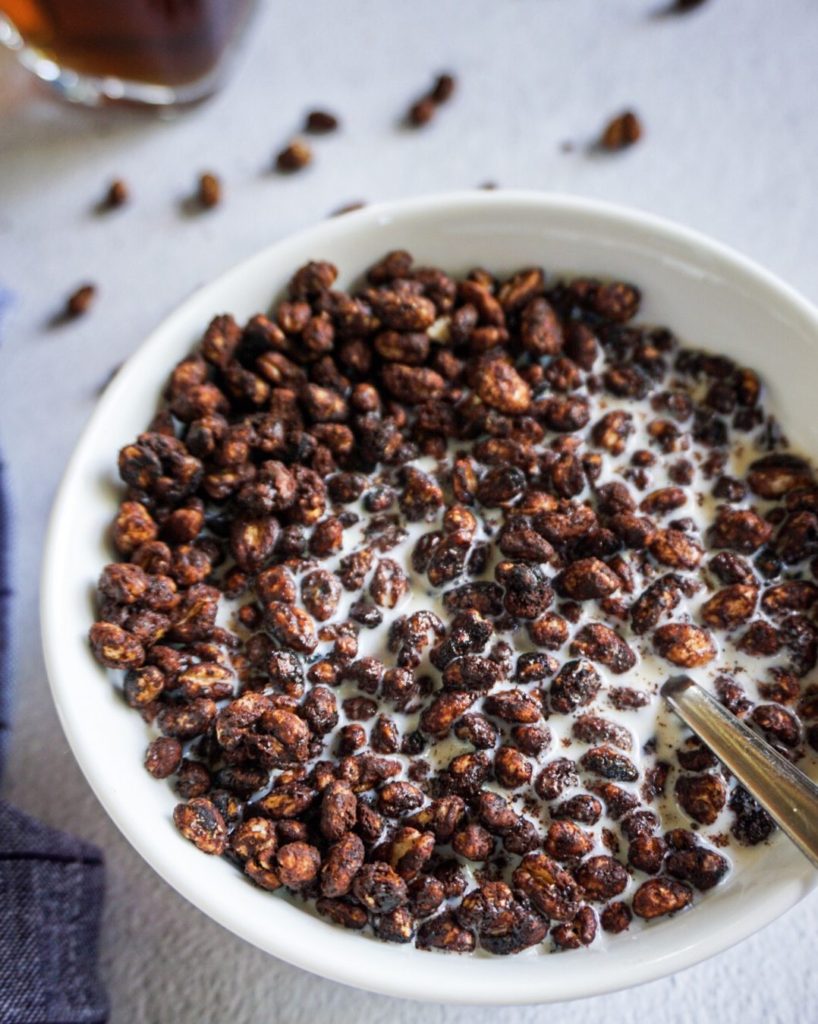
[90,250,817,955]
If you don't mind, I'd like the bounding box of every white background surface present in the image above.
[1,1,817,1021]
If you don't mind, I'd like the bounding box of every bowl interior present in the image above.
[42,192,818,1005]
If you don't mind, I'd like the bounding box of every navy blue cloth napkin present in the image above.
[0,288,108,1023]
[0,802,107,1024]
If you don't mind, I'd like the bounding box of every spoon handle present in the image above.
[661,675,818,870]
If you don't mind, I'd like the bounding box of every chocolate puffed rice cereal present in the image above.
[90,250,818,954]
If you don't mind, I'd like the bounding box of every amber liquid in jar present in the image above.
[0,0,253,87]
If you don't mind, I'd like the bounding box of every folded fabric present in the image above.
[1,288,16,777]
[0,293,109,1024]
[0,295,11,780]
[0,803,108,1024]
[0,454,8,780]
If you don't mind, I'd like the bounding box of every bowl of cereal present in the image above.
[42,191,818,1003]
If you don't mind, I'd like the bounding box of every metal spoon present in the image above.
[661,675,818,869]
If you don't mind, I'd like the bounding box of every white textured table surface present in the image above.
[2,2,818,1021]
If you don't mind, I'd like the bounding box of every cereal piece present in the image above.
[553,795,602,825]
[628,835,667,875]
[370,558,410,608]
[653,623,716,667]
[276,140,312,172]
[431,73,456,104]
[730,785,776,845]
[580,746,639,783]
[316,897,367,929]
[609,687,649,711]
[300,569,342,621]
[600,901,632,933]
[747,454,812,498]
[256,783,316,820]
[666,846,729,890]
[305,110,339,133]
[144,736,182,778]
[630,574,683,634]
[575,855,629,901]
[378,781,424,817]
[89,621,145,669]
[277,842,321,888]
[494,746,532,789]
[762,581,818,616]
[495,560,553,618]
[173,798,227,854]
[535,758,579,801]
[231,819,276,861]
[197,172,221,208]
[700,584,758,629]
[320,833,365,898]
[669,0,709,12]
[353,862,408,912]
[264,602,317,653]
[452,824,495,861]
[544,821,594,861]
[572,715,632,751]
[416,912,475,952]
[556,558,620,601]
[551,906,597,949]
[675,773,727,825]
[483,690,542,723]
[408,97,436,126]
[570,623,636,673]
[512,853,581,921]
[520,297,563,356]
[66,283,96,317]
[419,691,476,738]
[549,660,601,714]
[474,358,531,414]
[709,507,773,553]
[649,529,703,570]
[632,877,692,919]
[442,654,504,692]
[104,178,129,208]
[751,704,800,747]
[599,110,642,151]
[592,411,634,455]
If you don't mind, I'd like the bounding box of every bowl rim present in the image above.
[41,190,818,1005]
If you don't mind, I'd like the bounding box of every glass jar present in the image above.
[0,0,257,107]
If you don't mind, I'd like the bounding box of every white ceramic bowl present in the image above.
[42,192,818,1005]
